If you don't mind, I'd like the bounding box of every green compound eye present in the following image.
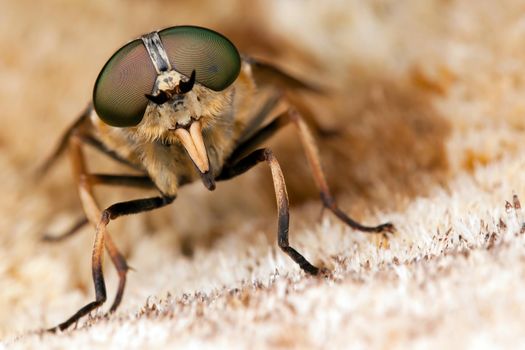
[93,26,240,128]
[159,26,241,91]
[93,39,156,127]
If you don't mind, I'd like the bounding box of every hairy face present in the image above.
[135,70,234,142]
[130,70,235,173]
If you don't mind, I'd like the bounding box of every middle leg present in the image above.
[226,108,394,233]
[287,108,394,233]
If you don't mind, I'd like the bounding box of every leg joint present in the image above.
[162,195,176,205]
[277,236,289,249]
[320,192,335,208]
[100,210,111,224]
[287,107,300,121]
[95,292,107,304]
[262,148,274,161]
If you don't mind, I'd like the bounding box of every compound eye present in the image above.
[159,26,241,91]
[93,39,156,127]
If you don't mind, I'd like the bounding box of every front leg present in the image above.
[218,148,319,275]
[48,195,174,332]
[48,132,174,332]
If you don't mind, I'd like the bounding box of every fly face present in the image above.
[137,68,236,174]
[93,25,241,176]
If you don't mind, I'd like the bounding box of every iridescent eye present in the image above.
[159,26,241,91]
[93,39,156,127]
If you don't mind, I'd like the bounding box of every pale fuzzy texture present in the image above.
[2,0,525,349]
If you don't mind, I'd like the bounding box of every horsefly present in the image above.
[41,25,394,331]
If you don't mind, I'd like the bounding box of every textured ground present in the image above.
[2,0,525,349]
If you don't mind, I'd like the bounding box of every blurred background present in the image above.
[3,0,525,340]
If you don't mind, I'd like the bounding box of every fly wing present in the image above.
[246,56,322,93]
[239,56,330,143]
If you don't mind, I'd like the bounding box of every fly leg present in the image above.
[49,195,174,332]
[40,103,152,243]
[42,217,89,242]
[218,148,319,275]
[42,174,155,241]
[286,108,394,233]
[38,104,93,175]
[247,57,393,231]
[228,107,394,234]
[48,133,171,332]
